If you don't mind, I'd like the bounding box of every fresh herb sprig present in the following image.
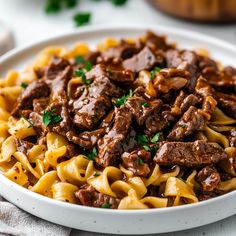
[20,82,28,89]
[83,147,98,161]
[43,108,63,126]
[114,89,133,107]
[101,203,112,209]
[150,66,162,80]
[73,12,91,27]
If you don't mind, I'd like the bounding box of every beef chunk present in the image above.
[214,92,236,119]
[121,150,151,177]
[45,57,70,81]
[106,64,135,84]
[12,80,50,116]
[166,49,199,91]
[75,186,120,209]
[33,98,48,114]
[67,128,105,149]
[145,31,171,51]
[171,91,199,116]
[196,166,221,192]
[145,106,174,134]
[102,41,139,60]
[125,96,162,126]
[72,76,121,130]
[97,107,132,167]
[66,143,80,158]
[195,76,213,97]
[15,138,34,154]
[154,140,228,167]
[122,46,157,73]
[167,106,206,141]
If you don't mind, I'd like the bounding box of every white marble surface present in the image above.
[0,0,236,235]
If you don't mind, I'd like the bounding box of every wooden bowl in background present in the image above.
[150,0,236,23]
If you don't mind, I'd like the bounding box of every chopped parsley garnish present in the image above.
[84,147,98,161]
[136,134,148,146]
[74,12,91,27]
[75,56,93,71]
[142,102,150,108]
[111,0,128,6]
[75,68,92,85]
[45,0,61,13]
[151,132,160,143]
[113,89,133,107]
[93,172,100,177]
[150,66,162,80]
[43,108,62,126]
[75,55,85,64]
[101,203,112,209]
[143,145,151,151]
[84,60,93,71]
[66,0,78,8]
[150,145,158,158]
[137,157,144,165]
[20,82,28,89]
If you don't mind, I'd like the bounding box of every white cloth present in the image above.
[0,196,71,236]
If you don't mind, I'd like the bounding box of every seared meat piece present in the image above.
[97,107,132,167]
[84,51,101,65]
[145,106,174,134]
[214,92,236,119]
[12,80,50,116]
[67,128,105,149]
[201,96,217,120]
[75,186,120,209]
[15,138,34,154]
[171,91,199,116]
[102,40,139,60]
[72,76,121,130]
[145,31,172,51]
[167,106,206,141]
[106,64,135,84]
[126,96,162,126]
[45,57,70,81]
[66,143,80,158]
[122,46,158,73]
[29,112,45,135]
[154,140,228,167]
[228,129,236,147]
[166,49,199,91]
[121,150,151,177]
[196,166,221,192]
[33,98,48,114]
[195,76,213,97]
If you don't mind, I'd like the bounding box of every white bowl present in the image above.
[0,25,236,235]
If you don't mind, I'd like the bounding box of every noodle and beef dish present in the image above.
[0,31,235,209]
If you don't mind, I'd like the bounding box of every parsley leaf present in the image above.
[151,145,158,158]
[111,0,128,6]
[143,145,151,151]
[136,134,148,146]
[93,172,100,177]
[101,203,112,209]
[21,116,34,128]
[84,60,92,71]
[84,147,98,161]
[142,102,150,108]
[74,12,91,27]
[137,157,144,165]
[150,66,162,80]
[43,108,62,126]
[151,132,160,143]
[75,68,92,85]
[75,55,85,64]
[114,89,133,107]
[20,82,28,89]
[66,0,78,8]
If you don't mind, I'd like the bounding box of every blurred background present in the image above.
[0,0,236,56]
